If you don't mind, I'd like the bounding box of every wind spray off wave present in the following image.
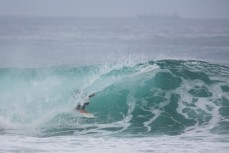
[0,60,229,137]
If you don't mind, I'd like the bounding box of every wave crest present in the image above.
[0,60,229,136]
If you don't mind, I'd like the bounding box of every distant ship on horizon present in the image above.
[137,13,180,20]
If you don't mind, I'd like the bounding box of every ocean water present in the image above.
[0,17,229,153]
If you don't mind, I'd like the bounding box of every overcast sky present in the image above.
[0,0,229,19]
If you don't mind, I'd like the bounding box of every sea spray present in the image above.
[0,60,229,137]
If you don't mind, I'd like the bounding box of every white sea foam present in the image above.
[0,134,228,153]
[1,16,229,153]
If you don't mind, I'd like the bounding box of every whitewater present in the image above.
[0,17,229,153]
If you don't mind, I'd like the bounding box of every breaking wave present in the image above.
[0,60,229,137]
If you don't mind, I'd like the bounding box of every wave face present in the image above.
[0,60,229,137]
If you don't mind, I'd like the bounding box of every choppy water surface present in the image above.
[0,17,229,152]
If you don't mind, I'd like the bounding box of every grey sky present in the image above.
[0,0,229,19]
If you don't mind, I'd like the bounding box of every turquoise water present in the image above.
[1,17,229,152]
[1,60,229,138]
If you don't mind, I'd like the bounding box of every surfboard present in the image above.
[77,109,95,118]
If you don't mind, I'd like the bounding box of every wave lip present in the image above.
[0,60,229,137]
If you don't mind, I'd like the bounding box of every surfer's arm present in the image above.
[88,93,95,98]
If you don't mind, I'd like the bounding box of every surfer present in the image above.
[76,93,95,113]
